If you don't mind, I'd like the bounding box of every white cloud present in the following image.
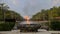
[10,0,19,6]
[52,0,60,6]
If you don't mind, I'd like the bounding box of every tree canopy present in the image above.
[0,3,24,31]
[31,6,60,21]
[0,3,24,21]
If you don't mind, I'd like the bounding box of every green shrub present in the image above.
[50,20,60,31]
[0,22,15,31]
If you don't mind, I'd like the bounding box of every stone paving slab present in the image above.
[20,31,51,34]
[0,30,51,34]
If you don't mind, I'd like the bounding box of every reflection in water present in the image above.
[20,21,48,24]
[20,21,40,24]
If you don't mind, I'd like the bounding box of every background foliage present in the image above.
[0,3,24,31]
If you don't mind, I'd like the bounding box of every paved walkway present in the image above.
[0,30,51,34]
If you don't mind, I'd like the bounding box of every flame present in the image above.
[24,16,30,24]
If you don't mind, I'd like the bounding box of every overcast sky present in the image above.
[1,0,60,18]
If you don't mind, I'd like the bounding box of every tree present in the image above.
[0,3,9,21]
[0,3,24,31]
[31,6,60,21]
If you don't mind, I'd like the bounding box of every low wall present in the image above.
[0,30,60,34]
